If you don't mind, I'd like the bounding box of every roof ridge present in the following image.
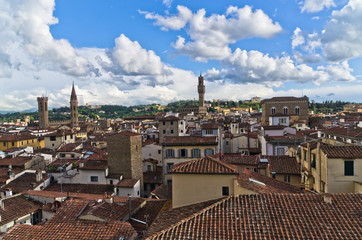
[147,197,229,239]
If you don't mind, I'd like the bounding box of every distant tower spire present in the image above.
[70,83,78,128]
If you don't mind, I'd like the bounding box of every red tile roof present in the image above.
[268,156,301,174]
[164,136,217,146]
[170,156,238,175]
[116,178,139,188]
[56,143,82,152]
[3,199,137,240]
[151,185,172,200]
[321,145,362,158]
[44,183,114,195]
[218,154,260,165]
[0,195,41,226]
[238,169,301,194]
[0,172,48,194]
[0,157,32,168]
[147,193,361,240]
[0,133,38,142]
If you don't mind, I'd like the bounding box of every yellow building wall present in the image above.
[326,158,362,193]
[172,174,236,208]
[0,138,44,151]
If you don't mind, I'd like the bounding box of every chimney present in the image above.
[36,169,43,182]
[324,193,332,204]
[7,168,14,179]
[5,188,12,197]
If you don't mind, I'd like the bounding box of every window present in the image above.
[276,148,285,156]
[271,172,276,178]
[295,107,300,115]
[163,130,166,134]
[271,107,276,114]
[303,150,306,161]
[2,142,5,147]
[71,154,75,158]
[12,142,14,146]
[110,180,113,185]
[27,140,29,144]
[191,149,201,158]
[178,149,188,158]
[283,107,288,114]
[91,176,98,182]
[170,121,173,125]
[284,175,291,183]
[60,153,65,158]
[158,150,161,154]
[222,186,229,196]
[71,135,73,139]
[64,136,67,140]
[162,121,165,125]
[279,118,286,124]
[147,165,152,171]
[32,139,34,143]
[167,179,172,185]
[180,130,184,133]
[50,136,56,141]
[204,148,214,156]
[226,141,229,146]
[170,129,174,134]
[311,154,316,168]
[21,141,23,145]
[165,149,175,158]
[344,161,354,176]
[167,163,174,173]
[180,121,183,125]
[205,130,213,135]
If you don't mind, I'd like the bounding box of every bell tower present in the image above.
[70,83,78,128]
[197,74,207,114]
[37,97,49,129]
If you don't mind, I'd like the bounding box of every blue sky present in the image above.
[0,0,361,111]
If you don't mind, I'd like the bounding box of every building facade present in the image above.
[37,97,49,129]
[261,96,309,125]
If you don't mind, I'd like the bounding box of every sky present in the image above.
[0,0,362,111]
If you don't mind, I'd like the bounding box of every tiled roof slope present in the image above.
[44,183,114,195]
[146,198,223,238]
[170,156,238,174]
[321,145,362,158]
[4,199,136,240]
[238,169,301,194]
[164,136,217,146]
[147,194,361,240]
[268,156,300,174]
[151,184,172,200]
[0,172,48,194]
[0,195,41,226]
[218,154,260,165]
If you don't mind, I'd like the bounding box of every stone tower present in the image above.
[37,97,49,129]
[70,83,78,128]
[197,74,207,114]
[107,132,143,193]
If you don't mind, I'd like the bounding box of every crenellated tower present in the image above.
[197,74,207,114]
[70,83,78,128]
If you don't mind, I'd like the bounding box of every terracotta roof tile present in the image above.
[151,185,172,200]
[164,136,217,146]
[147,193,361,239]
[170,156,238,174]
[116,179,139,188]
[237,169,301,194]
[268,156,301,174]
[0,172,48,194]
[321,145,362,158]
[44,183,114,195]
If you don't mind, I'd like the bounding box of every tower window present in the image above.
[283,107,288,114]
[271,107,276,114]
[295,107,300,115]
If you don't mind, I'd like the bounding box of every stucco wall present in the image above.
[172,174,236,208]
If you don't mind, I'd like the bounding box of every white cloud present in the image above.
[300,0,336,13]
[291,28,305,49]
[0,0,96,77]
[139,5,192,31]
[142,5,282,61]
[321,0,362,61]
[162,0,174,8]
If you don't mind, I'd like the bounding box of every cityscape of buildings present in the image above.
[0,74,361,239]
[0,0,361,239]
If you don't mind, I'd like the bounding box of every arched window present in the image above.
[271,107,276,114]
[295,106,300,115]
[283,107,288,114]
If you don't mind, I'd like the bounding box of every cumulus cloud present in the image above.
[142,5,282,61]
[0,0,96,77]
[291,28,305,49]
[300,0,336,13]
[139,5,192,31]
[321,0,362,61]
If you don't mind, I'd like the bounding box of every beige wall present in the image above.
[326,158,362,193]
[172,174,236,208]
[354,182,362,193]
